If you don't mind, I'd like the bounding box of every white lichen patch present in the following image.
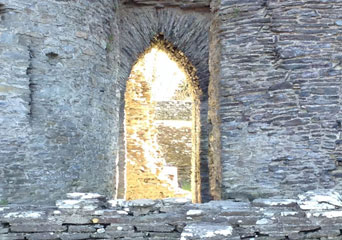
[108,199,125,207]
[298,190,342,210]
[0,207,9,212]
[204,231,215,238]
[83,205,97,211]
[186,209,203,216]
[180,232,194,240]
[256,218,271,225]
[67,192,103,200]
[311,211,342,218]
[263,212,275,217]
[4,211,44,219]
[53,210,61,215]
[56,200,82,209]
[281,211,298,217]
[94,210,104,215]
[117,210,128,215]
[181,223,233,239]
[214,227,233,236]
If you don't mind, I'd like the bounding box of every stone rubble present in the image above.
[1,192,342,239]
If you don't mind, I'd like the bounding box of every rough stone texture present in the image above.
[155,122,192,188]
[1,192,342,239]
[2,0,342,208]
[155,101,192,121]
[155,101,192,190]
[215,0,342,200]
[0,0,120,204]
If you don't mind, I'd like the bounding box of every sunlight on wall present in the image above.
[146,48,188,101]
[124,46,193,200]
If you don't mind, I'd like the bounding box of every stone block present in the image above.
[68,225,97,233]
[134,223,175,232]
[10,223,67,233]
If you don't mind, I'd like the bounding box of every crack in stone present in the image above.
[26,46,34,120]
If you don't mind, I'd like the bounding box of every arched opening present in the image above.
[123,37,202,203]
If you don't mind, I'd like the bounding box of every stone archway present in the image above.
[123,37,202,202]
[116,6,215,202]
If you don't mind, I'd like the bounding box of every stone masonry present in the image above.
[214,0,342,201]
[2,191,342,240]
[1,0,342,238]
[1,0,342,214]
[0,0,120,203]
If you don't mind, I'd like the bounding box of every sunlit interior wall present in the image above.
[124,42,200,200]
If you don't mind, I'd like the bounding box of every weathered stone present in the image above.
[253,199,297,207]
[1,4,342,240]
[298,190,342,210]
[68,225,97,233]
[181,223,234,239]
[335,20,342,26]
[60,233,91,240]
[134,223,175,232]
[26,233,61,240]
[10,223,67,233]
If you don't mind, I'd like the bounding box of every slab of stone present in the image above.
[60,233,91,240]
[124,199,158,207]
[4,211,44,219]
[26,233,61,240]
[10,223,67,233]
[68,225,97,233]
[134,223,175,232]
[253,198,297,207]
[56,199,101,211]
[203,201,250,210]
[186,209,204,216]
[0,233,26,240]
[106,224,134,232]
[62,215,91,224]
[181,223,234,240]
[66,193,106,201]
[162,198,191,205]
[297,190,342,210]
[98,216,132,224]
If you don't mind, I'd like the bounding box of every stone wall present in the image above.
[155,101,193,189]
[2,191,342,240]
[155,101,192,121]
[215,0,342,200]
[2,0,342,206]
[0,0,120,204]
[155,122,192,189]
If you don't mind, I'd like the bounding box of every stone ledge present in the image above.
[1,191,342,239]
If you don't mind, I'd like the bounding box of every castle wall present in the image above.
[215,0,342,200]
[0,0,120,203]
[1,0,342,204]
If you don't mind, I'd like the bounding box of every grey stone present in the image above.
[252,199,297,207]
[134,223,175,232]
[181,223,234,240]
[0,0,342,226]
[297,190,342,210]
[335,20,342,26]
[68,225,97,233]
[10,223,67,233]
